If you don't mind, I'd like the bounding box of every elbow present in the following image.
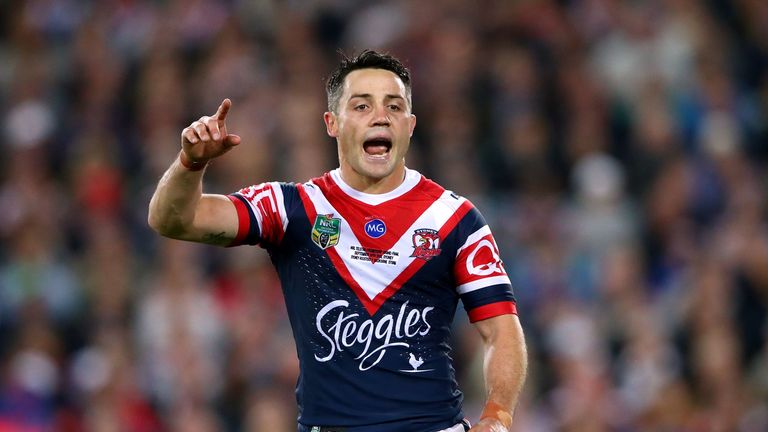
[148,196,175,237]
[147,211,168,236]
[147,209,183,238]
[147,211,163,234]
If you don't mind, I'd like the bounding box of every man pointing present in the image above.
[148,50,527,432]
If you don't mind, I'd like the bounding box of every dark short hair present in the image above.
[326,49,412,113]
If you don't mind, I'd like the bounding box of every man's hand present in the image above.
[469,417,509,432]
[181,98,242,165]
[148,98,242,242]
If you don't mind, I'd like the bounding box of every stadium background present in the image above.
[0,0,767,430]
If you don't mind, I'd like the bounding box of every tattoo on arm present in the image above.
[202,231,231,246]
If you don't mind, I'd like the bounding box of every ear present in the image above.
[324,112,338,138]
[408,114,417,137]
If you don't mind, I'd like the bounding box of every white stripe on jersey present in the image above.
[456,225,492,256]
[304,183,466,301]
[248,189,270,228]
[240,182,288,239]
[456,275,512,294]
[271,183,288,233]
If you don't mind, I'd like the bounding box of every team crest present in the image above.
[410,228,441,261]
[311,214,341,250]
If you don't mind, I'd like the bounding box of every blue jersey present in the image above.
[228,168,516,432]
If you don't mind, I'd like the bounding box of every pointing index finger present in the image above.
[215,98,232,121]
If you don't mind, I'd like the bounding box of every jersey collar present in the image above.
[329,168,422,206]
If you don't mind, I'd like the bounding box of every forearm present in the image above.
[473,314,527,431]
[482,323,527,415]
[148,153,206,239]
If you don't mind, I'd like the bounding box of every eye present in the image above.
[354,104,369,111]
[388,104,401,111]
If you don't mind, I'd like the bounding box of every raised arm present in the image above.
[469,314,527,432]
[148,99,243,246]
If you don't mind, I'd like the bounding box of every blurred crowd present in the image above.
[0,0,767,431]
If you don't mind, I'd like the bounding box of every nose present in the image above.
[371,105,390,127]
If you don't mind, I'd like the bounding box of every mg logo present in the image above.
[364,219,386,238]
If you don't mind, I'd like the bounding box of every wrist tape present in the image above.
[479,401,513,430]
[179,151,208,171]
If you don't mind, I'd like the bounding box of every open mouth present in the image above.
[363,137,392,156]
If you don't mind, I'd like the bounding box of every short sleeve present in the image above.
[454,207,517,322]
[228,182,289,247]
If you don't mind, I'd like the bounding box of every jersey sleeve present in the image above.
[227,182,291,247]
[454,206,517,322]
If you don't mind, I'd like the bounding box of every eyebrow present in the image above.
[348,93,405,102]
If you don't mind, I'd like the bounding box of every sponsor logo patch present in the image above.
[364,218,386,238]
[410,228,441,261]
[467,238,505,276]
[314,300,434,371]
[311,214,341,250]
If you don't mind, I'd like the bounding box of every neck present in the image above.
[339,165,406,194]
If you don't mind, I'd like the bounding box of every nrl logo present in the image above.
[311,214,341,250]
[410,228,441,261]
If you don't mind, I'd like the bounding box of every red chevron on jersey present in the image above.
[297,175,472,316]
[310,172,444,264]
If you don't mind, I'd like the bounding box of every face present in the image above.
[324,68,416,192]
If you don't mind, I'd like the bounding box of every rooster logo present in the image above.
[408,353,424,371]
[399,352,433,373]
